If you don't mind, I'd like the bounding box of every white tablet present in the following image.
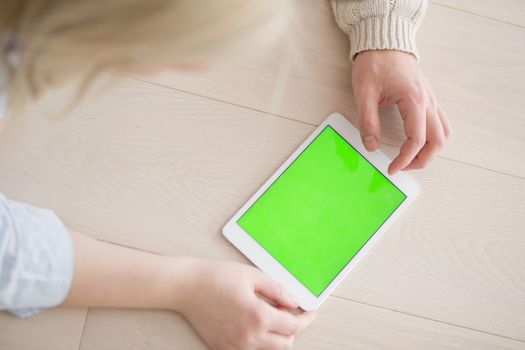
[223,113,419,310]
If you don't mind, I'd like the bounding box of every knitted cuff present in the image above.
[348,16,419,61]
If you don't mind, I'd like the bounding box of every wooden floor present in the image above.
[1,1,524,349]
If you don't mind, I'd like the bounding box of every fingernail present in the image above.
[363,136,376,150]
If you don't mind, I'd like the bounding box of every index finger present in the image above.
[389,98,427,175]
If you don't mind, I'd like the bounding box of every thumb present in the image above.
[357,94,381,151]
[254,273,298,309]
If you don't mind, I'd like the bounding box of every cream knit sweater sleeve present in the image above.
[331,0,427,60]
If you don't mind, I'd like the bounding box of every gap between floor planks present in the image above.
[81,237,525,344]
[130,76,525,182]
[79,2,525,347]
[76,309,90,350]
[430,2,525,29]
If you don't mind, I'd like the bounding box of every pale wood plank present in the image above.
[79,297,524,350]
[139,1,525,178]
[417,4,525,178]
[1,2,523,348]
[79,309,207,350]
[334,152,525,340]
[0,79,314,260]
[134,0,353,135]
[297,297,524,350]
[1,78,523,340]
[431,0,525,27]
[0,309,87,350]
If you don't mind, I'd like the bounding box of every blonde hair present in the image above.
[0,0,291,116]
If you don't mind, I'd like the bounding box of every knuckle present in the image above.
[236,330,253,348]
[412,136,426,149]
[444,124,453,139]
[410,88,426,107]
[249,308,266,329]
[283,323,298,337]
[434,135,446,148]
[428,94,438,110]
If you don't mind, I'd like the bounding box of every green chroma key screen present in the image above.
[238,126,406,296]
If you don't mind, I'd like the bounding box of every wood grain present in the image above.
[80,298,525,350]
[431,0,525,27]
[1,78,523,341]
[1,1,524,347]
[334,155,525,340]
[0,309,87,350]
[79,309,207,350]
[140,1,525,178]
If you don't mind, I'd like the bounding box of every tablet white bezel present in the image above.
[222,112,419,311]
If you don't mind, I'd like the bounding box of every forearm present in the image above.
[61,231,190,311]
[44,229,317,350]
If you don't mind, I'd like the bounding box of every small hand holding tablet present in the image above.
[223,113,419,310]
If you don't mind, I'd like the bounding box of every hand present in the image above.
[351,50,451,174]
[61,232,316,349]
[176,258,317,350]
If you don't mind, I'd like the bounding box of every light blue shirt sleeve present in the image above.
[0,193,74,318]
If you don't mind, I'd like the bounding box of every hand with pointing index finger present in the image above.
[351,50,452,175]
